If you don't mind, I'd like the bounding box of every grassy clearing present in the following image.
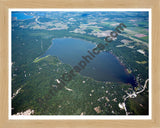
[140,36,148,42]
[33,55,50,63]
[136,61,147,64]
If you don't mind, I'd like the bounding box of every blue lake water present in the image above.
[41,38,137,87]
[12,12,33,20]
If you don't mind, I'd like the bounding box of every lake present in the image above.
[41,38,137,87]
[12,12,34,20]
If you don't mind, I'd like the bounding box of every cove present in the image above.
[41,38,137,87]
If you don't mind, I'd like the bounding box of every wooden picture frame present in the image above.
[0,0,160,128]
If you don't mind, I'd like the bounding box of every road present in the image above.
[122,78,149,115]
[136,79,149,94]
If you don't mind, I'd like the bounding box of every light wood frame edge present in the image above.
[0,0,160,128]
